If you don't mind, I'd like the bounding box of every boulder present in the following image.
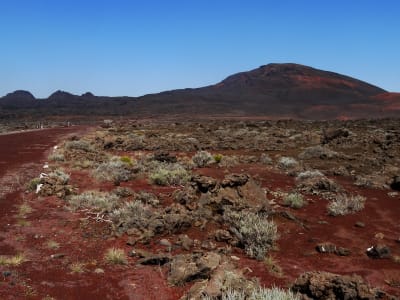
[366,245,391,259]
[292,271,384,300]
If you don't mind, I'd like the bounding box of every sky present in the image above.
[0,0,399,98]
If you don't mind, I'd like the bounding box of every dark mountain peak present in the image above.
[4,90,36,100]
[48,90,76,100]
[217,63,385,96]
[81,92,95,97]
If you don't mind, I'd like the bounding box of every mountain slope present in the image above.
[1,63,398,120]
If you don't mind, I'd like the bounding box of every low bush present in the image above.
[327,194,366,216]
[149,163,190,186]
[201,286,299,300]
[110,200,152,232]
[225,210,278,260]
[104,248,127,265]
[260,153,273,165]
[65,140,93,152]
[93,157,134,183]
[213,153,223,163]
[68,191,120,213]
[192,151,214,167]
[277,157,298,170]
[283,193,306,209]
[48,152,65,162]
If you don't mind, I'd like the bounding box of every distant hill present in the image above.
[1,63,399,120]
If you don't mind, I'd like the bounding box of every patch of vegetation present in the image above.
[27,177,41,192]
[104,248,127,265]
[202,286,299,300]
[192,150,214,167]
[213,153,223,163]
[120,155,134,166]
[48,169,70,185]
[46,240,60,250]
[68,191,120,213]
[225,210,278,260]
[327,194,366,216]
[18,202,33,217]
[277,157,298,170]
[48,152,65,162]
[111,200,152,233]
[0,253,26,266]
[149,163,190,186]
[69,262,86,274]
[93,157,135,183]
[260,153,272,164]
[65,140,93,152]
[264,255,284,277]
[283,193,306,209]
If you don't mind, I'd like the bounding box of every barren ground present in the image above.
[0,120,399,300]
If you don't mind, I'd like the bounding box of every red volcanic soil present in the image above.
[0,126,399,299]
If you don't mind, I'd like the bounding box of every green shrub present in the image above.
[110,200,152,232]
[327,194,366,216]
[149,163,190,186]
[283,193,305,209]
[48,152,65,162]
[213,154,223,163]
[27,177,41,191]
[120,155,134,166]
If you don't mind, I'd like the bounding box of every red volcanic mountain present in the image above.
[1,63,399,119]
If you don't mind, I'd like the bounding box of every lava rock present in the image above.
[366,245,391,259]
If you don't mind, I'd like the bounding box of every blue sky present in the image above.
[1,0,399,98]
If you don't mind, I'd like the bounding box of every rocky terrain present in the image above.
[1,63,399,120]
[0,119,399,299]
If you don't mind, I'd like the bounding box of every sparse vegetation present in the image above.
[93,157,134,183]
[65,140,93,152]
[68,191,120,213]
[327,194,366,216]
[213,153,223,163]
[104,248,127,265]
[149,163,190,186]
[0,253,26,266]
[110,200,152,233]
[192,150,214,167]
[69,262,86,273]
[277,157,298,170]
[226,210,278,260]
[283,193,306,209]
[201,286,299,300]
[46,240,60,250]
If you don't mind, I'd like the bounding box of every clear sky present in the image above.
[1,0,399,98]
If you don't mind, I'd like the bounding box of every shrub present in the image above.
[260,153,273,165]
[27,177,41,191]
[51,169,70,184]
[93,158,134,183]
[120,155,134,166]
[0,253,26,266]
[296,170,324,181]
[68,191,120,213]
[110,200,152,232]
[277,157,298,170]
[213,154,223,163]
[192,151,214,167]
[298,145,338,160]
[225,210,278,260]
[327,194,366,216]
[48,152,65,162]
[104,248,127,265]
[283,193,306,209]
[149,163,190,186]
[201,286,299,300]
[65,140,93,152]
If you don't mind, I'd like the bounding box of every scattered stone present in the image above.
[153,151,177,163]
[94,268,104,274]
[354,222,365,228]
[2,271,12,277]
[50,253,66,259]
[366,245,391,259]
[159,238,172,247]
[138,254,171,266]
[390,176,400,191]
[168,252,221,285]
[292,271,388,300]
[221,174,249,187]
[177,234,194,251]
[191,175,217,193]
[201,240,217,250]
[316,243,351,256]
